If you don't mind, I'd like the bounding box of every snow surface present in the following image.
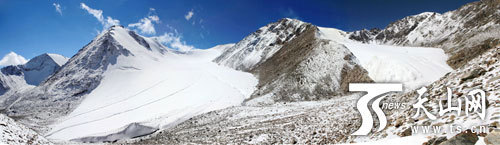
[318,27,452,90]
[0,72,34,105]
[46,53,69,66]
[0,114,51,144]
[45,27,255,141]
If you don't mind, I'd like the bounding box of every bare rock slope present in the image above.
[369,46,500,143]
[216,18,372,105]
[0,114,51,144]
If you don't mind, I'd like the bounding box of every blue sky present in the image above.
[0,0,476,61]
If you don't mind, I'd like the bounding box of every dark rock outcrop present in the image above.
[439,130,478,145]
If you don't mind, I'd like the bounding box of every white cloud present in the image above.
[154,33,195,52]
[104,16,120,29]
[78,5,196,52]
[149,15,159,22]
[53,3,62,15]
[282,8,300,19]
[80,3,120,30]
[128,9,160,35]
[80,3,102,21]
[184,9,194,20]
[0,52,28,66]
[130,8,195,51]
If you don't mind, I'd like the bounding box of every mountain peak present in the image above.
[104,25,126,33]
[271,18,308,29]
[92,25,168,56]
[279,17,303,23]
[44,53,69,66]
[215,18,314,71]
[414,12,438,17]
[22,53,68,85]
[28,53,68,67]
[2,24,170,133]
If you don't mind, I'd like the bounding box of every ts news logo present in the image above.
[349,83,402,136]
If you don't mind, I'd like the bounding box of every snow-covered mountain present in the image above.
[23,53,69,85]
[1,17,453,145]
[0,78,6,96]
[0,53,68,104]
[2,0,496,144]
[215,18,310,71]
[134,1,498,144]
[3,26,166,135]
[214,18,451,105]
[1,25,255,142]
[216,18,373,105]
[349,0,500,69]
[134,17,454,144]
[0,68,29,96]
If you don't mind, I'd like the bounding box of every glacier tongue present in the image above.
[341,43,452,90]
[318,27,452,90]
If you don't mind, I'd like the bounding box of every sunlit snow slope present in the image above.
[45,27,256,141]
[318,27,452,90]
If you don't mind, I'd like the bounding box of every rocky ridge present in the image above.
[217,18,372,105]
